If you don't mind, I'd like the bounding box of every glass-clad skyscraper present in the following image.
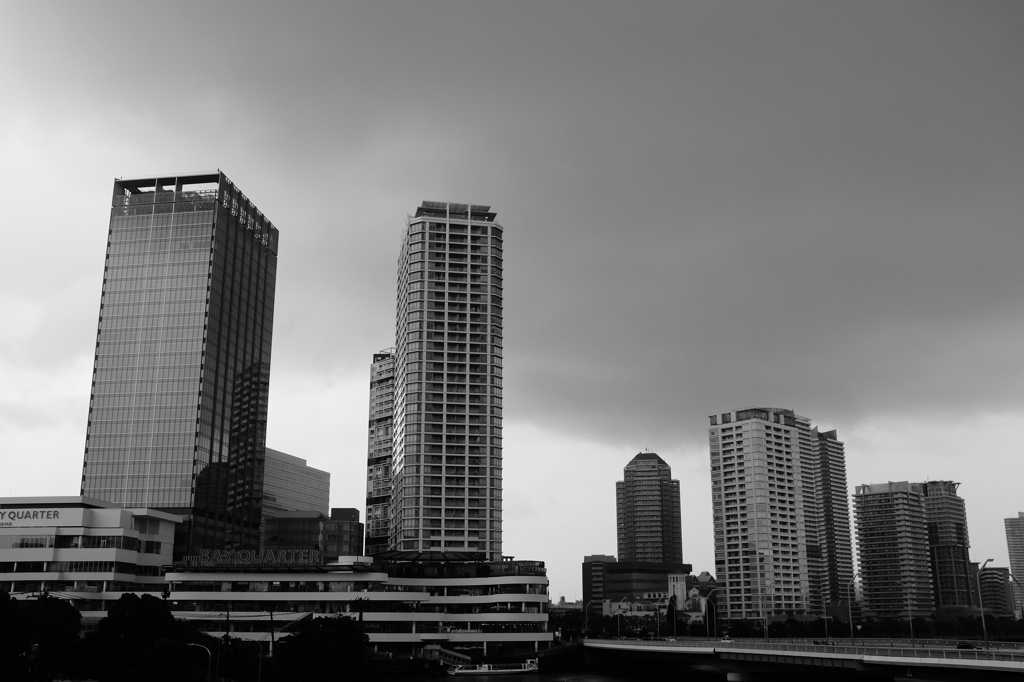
[390,202,504,560]
[81,172,278,559]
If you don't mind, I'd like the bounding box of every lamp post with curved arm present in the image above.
[976,558,994,649]
[846,572,859,645]
[584,600,597,639]
[616,597,629,638]
[1008,572,1023,620]
[187,643,212,682]
[705,587,719,642]
[760,580,776,640]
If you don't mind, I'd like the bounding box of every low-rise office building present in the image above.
[263,508,364,561]
[0,496,179,616]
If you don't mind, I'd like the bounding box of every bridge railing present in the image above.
[586,638,1024,664]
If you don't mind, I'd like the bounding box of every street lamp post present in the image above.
[760,580,776,640]
[635,600,661,639]
[584,600,597,639]
[705,587,719,642]
[1008,572,1023,621]
[846,572,859,646]
[976,558,994,649]
[187,643,212,682]
[616,597,628,638]
[905,578,915,647]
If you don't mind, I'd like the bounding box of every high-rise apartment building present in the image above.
[81,172,278,559]
[1005,512,1024,617]
[914,481,973,613]
[853,482,934,618]
[707,407,854,621]
[390,202,504,559]
[972,564,1016,619]
[816,429,855,609]
[365,350,395,556]
[616,452,683,563]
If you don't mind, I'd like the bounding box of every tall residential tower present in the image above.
[915,481,973,613]
[853,481,935,618]
[389,202,504,559]
[616,452,683,563]
[81,172,278,559]
[365,350,395,556]
[708,407,854,621]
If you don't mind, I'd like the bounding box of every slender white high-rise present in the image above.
[390,202,504,559]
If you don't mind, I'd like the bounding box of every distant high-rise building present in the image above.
[390,202,504,559]
[1005,512,1024,617]
[708,408,854,620]
[616,452,683,563]
[853,481,934,618]
[365,350,395,556]
[263,448,330,517]
[263,508,363,563]
[914,481,973,613]
[972,563,1016,619]
[81,172,278,559]
[816,429,856,608]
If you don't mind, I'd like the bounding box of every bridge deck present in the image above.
[584,638,1024,674]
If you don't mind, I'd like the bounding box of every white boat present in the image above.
[447,658,539,676]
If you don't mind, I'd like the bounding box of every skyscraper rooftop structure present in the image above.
[853,481,934,619]
[616,451,683,563]
[81,172,278,559]
[365,349,395,556]
[708,408,855,621]
[389,201,504,559]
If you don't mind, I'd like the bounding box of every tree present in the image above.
[268,615,369,682]
[21,594,82,680]
[77,593,208,682]
[0,592,30,681]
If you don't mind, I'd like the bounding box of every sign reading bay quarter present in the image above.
[0,509,64,527]
[184,549,321,568]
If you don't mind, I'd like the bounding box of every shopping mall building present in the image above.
[0,497,551,659]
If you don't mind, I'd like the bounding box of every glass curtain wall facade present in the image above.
[365,350,395,556]
[81,172,278,559]
[390,202,504,560]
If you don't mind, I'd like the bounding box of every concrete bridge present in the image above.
[583,637,1024,680]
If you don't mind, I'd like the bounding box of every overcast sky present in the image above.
[1,1,1022,600]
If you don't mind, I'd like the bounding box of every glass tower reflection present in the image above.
[81,172,278,560]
